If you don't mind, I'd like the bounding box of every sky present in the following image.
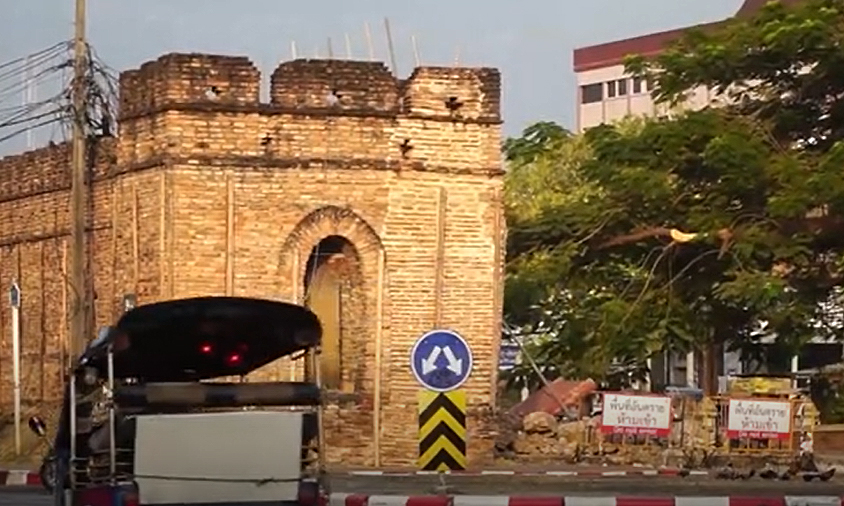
[1,0,746,155]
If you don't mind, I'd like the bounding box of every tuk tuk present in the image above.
[28,296,327,506]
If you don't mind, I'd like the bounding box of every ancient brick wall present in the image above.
[0,52,504,467]
[815,424,844,455]
[0,139,119,407]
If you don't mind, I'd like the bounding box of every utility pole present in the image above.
[70,0,89,359]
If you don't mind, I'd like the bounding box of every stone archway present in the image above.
[279,206,384,393]
[302,235,362,390]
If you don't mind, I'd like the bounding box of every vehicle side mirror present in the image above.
[28,416,47,438]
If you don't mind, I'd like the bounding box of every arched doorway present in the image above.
[302,235,364,391]
[279,206,387,465]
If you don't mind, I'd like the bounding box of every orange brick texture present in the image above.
[0,53,505,467]
[814,426,844,454]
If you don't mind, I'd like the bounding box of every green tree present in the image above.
[505,0,844,391]
[503,123,599,325]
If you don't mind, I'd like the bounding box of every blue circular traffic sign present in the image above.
[410,329,473,392]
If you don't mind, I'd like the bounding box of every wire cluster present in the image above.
[0,40,118,151]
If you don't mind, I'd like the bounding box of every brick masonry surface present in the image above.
[0,53,505,467]
[815,425,844,454]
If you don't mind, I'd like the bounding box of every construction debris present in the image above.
[496,376,825,472]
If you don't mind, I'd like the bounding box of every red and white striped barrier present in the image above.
[0,467,712,490]
[328,496,844,506]
[344,469,709,478]
[0,466,709,486]
[0,470,40,486]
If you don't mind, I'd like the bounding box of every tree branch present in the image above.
[593,215,844,252]
[596,227,672,249]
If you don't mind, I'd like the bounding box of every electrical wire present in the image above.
[0,41,72,150]
[86,47,119,136]
[0,117,63,145]
[0,61,71,102]
[0,46,70,105]
[0,92,64,116]
[0,39,120,151]
[0,50,67,87]
[0,41,69,73]
[0,66,69,112]
[52,55,73,144]
[0,88,65,119]
[0,108,65,130]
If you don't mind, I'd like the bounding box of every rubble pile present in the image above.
[495,411,672,466]
[513,412,582,458]
[495,411,594,463]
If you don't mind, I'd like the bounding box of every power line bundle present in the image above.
[0,40,119,149]
[0,41,71,146]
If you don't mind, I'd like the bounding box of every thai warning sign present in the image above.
[727,398,792,440]
[600,393,672,437]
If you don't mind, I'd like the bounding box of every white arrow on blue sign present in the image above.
[410,329,473,392]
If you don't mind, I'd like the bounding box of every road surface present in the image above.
[2,475,842,504]
[0,488,48,506]
[327,474,844,496]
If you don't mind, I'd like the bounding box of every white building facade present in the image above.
[572,0,802,132]
[575,64,717,132]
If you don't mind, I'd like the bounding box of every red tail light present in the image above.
[74,488,112,506]
[297,481,321,506]
[199,343,213,354]
[74,484,138,506]
[119,482,140,506]
[122,489,139,506]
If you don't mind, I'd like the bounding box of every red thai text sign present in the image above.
[600,393,671,437]
[727,398,791,440]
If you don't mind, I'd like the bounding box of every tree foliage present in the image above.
[504,0,844,386]
[627,0,844,150]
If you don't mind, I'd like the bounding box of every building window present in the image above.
[607,80,617,98]
[580,83,603,104]
[617,79,628,96]
[632,77,647,94]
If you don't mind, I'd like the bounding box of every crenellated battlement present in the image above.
[118,52,501,122]
[270,60,399,113]
[0,52,502,205]
[402,66,501,121]
[119,53,261,118]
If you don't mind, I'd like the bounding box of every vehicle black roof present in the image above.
[79,297,321,382]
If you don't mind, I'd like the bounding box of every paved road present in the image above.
[0,488,49,506]
[328,475,844,496]
[3,475,842,504]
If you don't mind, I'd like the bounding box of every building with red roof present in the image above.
[571,0,803,131]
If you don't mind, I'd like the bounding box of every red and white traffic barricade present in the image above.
[328,495,844,506]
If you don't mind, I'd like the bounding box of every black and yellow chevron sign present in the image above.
[418,389,467,471]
